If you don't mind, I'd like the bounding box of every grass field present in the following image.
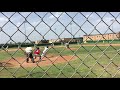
[0,44,120,78]
[85,40,120,44]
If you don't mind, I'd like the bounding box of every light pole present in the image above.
[53,28,56,46]
[0,27,1,44]
[111,19,114,31]
[110,19,115,40]
[79,35,81,44]
[24,21,27,44]
[54,28,56,39]
[70,22,72,38]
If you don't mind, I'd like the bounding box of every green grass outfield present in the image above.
[0,44,120,78]
[85,40,120,44]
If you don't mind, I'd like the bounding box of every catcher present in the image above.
[34,47,41,60]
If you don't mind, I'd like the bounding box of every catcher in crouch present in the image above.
[34,47,41,60]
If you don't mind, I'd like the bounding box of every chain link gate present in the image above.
[0,12,120,78]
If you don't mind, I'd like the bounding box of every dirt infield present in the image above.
[0,55,76,68]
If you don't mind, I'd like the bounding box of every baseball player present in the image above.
[40,46,49,60]
[25,45,35,63]
[34,47,41,60]
[65,43,69,49]
[6,46,8,51]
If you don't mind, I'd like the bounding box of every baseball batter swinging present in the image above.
[40,46,49,60]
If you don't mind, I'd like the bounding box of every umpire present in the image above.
[25,45,35,63]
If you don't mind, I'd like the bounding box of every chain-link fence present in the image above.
[0,12,120,78]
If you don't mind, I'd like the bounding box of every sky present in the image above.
[0,12,120,44]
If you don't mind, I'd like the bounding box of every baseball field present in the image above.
[0,44,120,78]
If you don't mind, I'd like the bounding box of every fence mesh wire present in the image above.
[0,12,120,78]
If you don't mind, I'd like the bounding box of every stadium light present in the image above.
[111,19,115,30]
[54,28,56,39]
[70,22,72,38]
[0,27,2,44]
[110,19,115,39]
[24,21,27,44]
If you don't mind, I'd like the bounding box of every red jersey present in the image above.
[34,49,40,55]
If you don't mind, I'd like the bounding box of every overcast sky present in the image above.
[0,12,120,44]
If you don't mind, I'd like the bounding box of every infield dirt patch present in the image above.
[0,55,76,68]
